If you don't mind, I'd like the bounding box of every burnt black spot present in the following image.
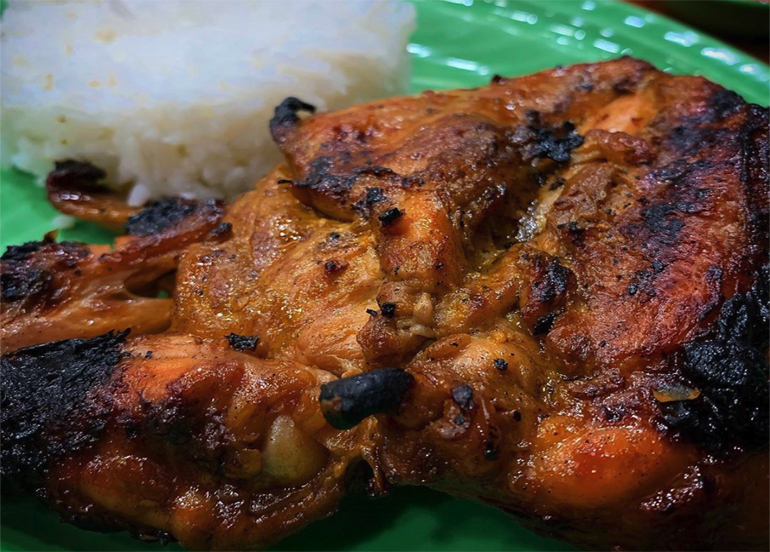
[451,384,474,412]
[378,207,404,226]
[484,441,500,461]
[1,269,51,302]
[494,358,508,371]
[380,302,396,318]
[49,159,106,184]
[664,125,733,158]
[669,126,715,157]
[560,221,586,246]
[531,259,571,304]
[612,76,634,95]
[626,269,656,298]
[294,157,358,197]
[652,159,691,184]
[514,121,584,163]
[654,159,715,189]
[269,97,316,139]
[208,222,233,240]
[353,187,388,214]
[709,88,744,121]
[319,368,413,430]
[1,330,129,481]
[2,239,53,262]
[401,175,426,188]
[533,312,558,336]
[532,172,547,188]
[356,166,397,178]
[365,187,386,205]
[641,203,686,244]
[324,259,348,275]
[524,109,541,124]
[125,198,198,236]
[661,266,769,450]
[603,405,625,423]
[627,164,713,254]
[549,177,565,191]
[1,237,83,263]
[226,333,259,352]
[1,239,88,303]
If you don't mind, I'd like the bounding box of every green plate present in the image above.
[1,1,768,551]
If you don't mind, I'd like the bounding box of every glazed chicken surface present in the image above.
[2,58,768,551]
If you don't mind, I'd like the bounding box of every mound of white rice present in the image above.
[1,0,415,204]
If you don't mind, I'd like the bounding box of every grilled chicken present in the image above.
[2,58,768,551]
[1,192,226,351]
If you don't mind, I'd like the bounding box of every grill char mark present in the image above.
[1,330,129,483]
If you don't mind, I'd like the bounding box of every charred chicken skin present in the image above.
[2,58,768,551]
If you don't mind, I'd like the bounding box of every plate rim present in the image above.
[1,1,768,551]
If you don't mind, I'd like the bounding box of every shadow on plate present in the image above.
[1,488,573,551]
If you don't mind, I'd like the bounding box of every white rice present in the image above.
[1,0,415,204]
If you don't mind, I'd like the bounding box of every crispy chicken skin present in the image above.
[2,58,768,551]
[1,196,226,350]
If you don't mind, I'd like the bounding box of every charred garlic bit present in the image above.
[319,368,414,429]
[260,415,328,486]
[226,333,260,352]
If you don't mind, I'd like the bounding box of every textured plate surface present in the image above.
[1,0,768,551]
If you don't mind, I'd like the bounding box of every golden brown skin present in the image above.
[43,334,368,550]
[2,58,768,551]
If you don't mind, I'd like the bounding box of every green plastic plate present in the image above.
[1,1,768,551]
